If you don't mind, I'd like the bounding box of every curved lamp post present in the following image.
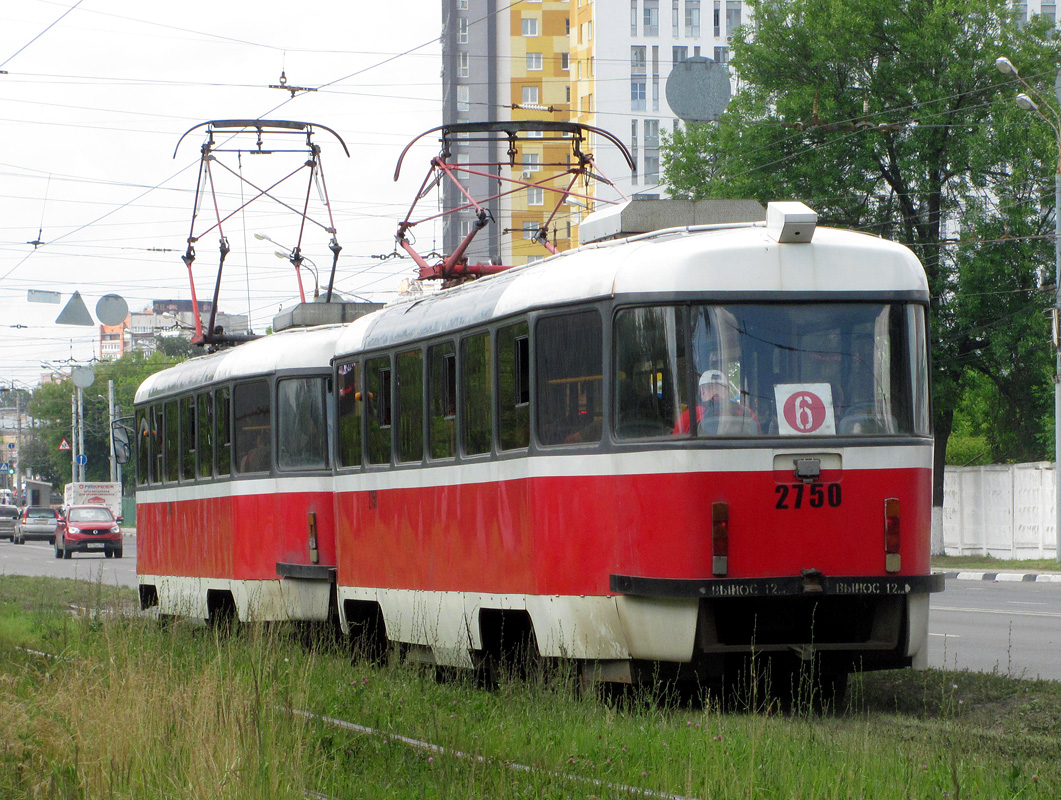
[997,56,1061,561]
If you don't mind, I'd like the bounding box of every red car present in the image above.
[55,505,123,559]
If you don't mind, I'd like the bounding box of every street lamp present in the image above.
[996,55,1061,561]
[254,232,315,302]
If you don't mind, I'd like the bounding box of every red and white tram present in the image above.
[135,324,343,623]
[330,201,942,692]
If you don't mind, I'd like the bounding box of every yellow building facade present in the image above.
[507,1,580,263]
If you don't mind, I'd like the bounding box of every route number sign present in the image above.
[774,383,836,435]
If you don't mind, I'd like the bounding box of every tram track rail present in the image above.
[288,706,699,800]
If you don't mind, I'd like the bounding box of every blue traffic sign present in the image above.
[76,454,88,466]
[6,442,13,449]
[0,463,7,470]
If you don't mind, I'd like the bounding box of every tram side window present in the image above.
[428,343,457,459]
[909,306,931,436]
[217,386,232,476]
[337,361,363,467]
[397,349,424,462]
[497,322,530,451]
[198,392,214,478]
[366,356,392,465]
[164,400,179,482]
[135,408,150,485]
[234,380,271,474]
[614,306,688,439]
[461,331,492,455]
[278,377,328,470]
[537,310,603,445]
[152,406,164,482]
[180,396,196,480]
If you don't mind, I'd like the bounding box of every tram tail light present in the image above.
[884,498,901,573]
[712,502,729,576]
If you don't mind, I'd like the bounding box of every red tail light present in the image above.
[712,502,729,576]
[884,497,900,573]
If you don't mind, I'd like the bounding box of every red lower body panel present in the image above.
[336,467,931,595]
[137,489,336,580]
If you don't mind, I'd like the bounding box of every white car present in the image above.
[0,504,19,541]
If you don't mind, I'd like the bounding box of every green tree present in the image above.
[154,335,202,360]
[661,0,1061,501]
[24,349,194,493]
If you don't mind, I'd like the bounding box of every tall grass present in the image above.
[1,575,1058,799]
[0,597,322,798]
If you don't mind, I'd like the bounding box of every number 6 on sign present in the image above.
[774,383,836,435]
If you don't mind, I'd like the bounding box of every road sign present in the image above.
[0,463,7,471]
[6,442,13,449]
[59,438,71,451]
[76,454,88,466]
[56,291,95,326]
[665,56,732,123]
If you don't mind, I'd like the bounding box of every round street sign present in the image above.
[72,367,96,389]
[665,56,732,123]
[76,454,88,466]
[96,294,130,326]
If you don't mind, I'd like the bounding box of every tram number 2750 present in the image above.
[774,482,842,510]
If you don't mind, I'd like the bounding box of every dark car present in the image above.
[14,506,61,545]
[55,505,123,559]
[0,504,18,541]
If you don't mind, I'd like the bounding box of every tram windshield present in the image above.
[614,303,930,439]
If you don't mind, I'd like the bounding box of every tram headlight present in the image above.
[712,502,729,576]
[884,498,901,573]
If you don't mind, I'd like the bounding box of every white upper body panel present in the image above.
[135,324,346,404]
[335,222,927,359]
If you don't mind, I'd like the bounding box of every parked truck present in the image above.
[63,482,123,522]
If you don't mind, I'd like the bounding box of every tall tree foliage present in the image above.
[662,0,1061,499]
[25,348,192,492]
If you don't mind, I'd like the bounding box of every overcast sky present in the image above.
[0,0,446,386]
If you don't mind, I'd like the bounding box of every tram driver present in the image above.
[673,370,760,436]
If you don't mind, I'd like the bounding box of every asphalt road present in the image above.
[0,533,137,588]
[929,578,1061,681]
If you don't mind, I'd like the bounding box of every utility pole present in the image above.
[70,392,76,482]
[15,390,22,501]
[996,56,1061,562]
[76,387,85,482]
[108,380,117,483]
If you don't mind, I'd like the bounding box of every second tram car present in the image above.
[135,325,343,623]
[330,202,943,692]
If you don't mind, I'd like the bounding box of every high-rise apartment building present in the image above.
[580,0,742,198]
[441,0,745,264]
[442,0,576,266]
[441,0,505,265]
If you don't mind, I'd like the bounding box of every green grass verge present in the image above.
[932,555,1061,572]
[1,575,1058,799]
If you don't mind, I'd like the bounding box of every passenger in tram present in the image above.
[239,429,270,472]
[673,370,760,436]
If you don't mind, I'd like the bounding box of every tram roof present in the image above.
[135,324,346,404]
[335,222,928,357]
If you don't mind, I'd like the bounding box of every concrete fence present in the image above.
[942,462,1057,559]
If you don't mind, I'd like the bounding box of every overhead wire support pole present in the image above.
[996,56,1061,562]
